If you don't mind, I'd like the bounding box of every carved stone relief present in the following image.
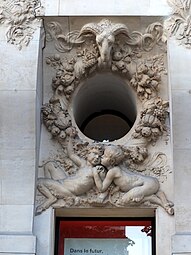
[0,0,43,49]
[36,19,173,216]
[164,0,191,47]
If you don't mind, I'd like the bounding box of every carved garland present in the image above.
[36,19,174,216]
[44,20,168,145]
[0,0,43,49]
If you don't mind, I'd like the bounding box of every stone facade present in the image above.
[0,1,191,255]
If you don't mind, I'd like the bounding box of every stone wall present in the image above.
[0,5,43,253]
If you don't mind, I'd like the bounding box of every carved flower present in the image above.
[112,51,123,61]
[150,79,159,88]
[123,56,131,64]
[116,61,126,70]
[57,85,64,94]
[56,71,63,78]
[65,127,77,138]
[65,85,74,95]
[55,112,72,130]
[59,131,66,139]
[61,73,75,87]
[112,60,128,74]
[7,26,24,41]
[151,127,161,137]
[111,64,118,72]
[130,71,158,100]
[52,77,61,89]
[45,120,54,127]
[129,147,148,164]
[51,125,60,136]
[65,64,74,72]
[6,25,33,49]
[141,127,152,137]
[54,54,60,61]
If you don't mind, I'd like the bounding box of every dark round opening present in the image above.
[81,110,132,141]
[73,73,137,142]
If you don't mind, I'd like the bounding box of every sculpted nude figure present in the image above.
[36,135,105,214]
[94,145,174,215]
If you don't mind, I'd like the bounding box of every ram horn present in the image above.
[111,24,130,36]
[77,23,101,38]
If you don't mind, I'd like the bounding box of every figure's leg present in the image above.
[96,190,109,203]
[110,185,120,195]
[142,194,174,215]
[36,179,57,214]
[36,178,75,214]
[156,190,174,215]
[119,187,145,205]
[156,190,174,207]
[44,161,67,180]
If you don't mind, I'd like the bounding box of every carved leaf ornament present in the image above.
[164,0,191,47]
[45,19,168,144]
[0,0,43,49]
[36,19,174,216]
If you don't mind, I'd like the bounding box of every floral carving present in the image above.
[130,54,166,100]
[45,54,166,103]
[0,0,43,49]
[46,45,99,100]
[41,100,72,141]
[132,97,169,144]
[164,0,191,47]
[42,20,169,148]
[37,19,172,215]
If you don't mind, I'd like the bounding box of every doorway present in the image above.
[55,217,155,255]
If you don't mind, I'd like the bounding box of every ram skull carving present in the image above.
[78,19,131,66]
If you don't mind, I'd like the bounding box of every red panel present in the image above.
[57,219,152,255]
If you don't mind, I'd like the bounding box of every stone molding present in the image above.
[0,0,44,49]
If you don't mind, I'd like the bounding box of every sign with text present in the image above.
[64,238,132,255]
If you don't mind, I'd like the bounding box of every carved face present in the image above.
[101,147,114,167]
[101,146,124,167]
[96,33,115,63]
[87,149,101,166]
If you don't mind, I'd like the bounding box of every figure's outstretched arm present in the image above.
[102,169,117,192]
[67,137,82,167]
[44,161,67,180]
[93,166,104,192]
